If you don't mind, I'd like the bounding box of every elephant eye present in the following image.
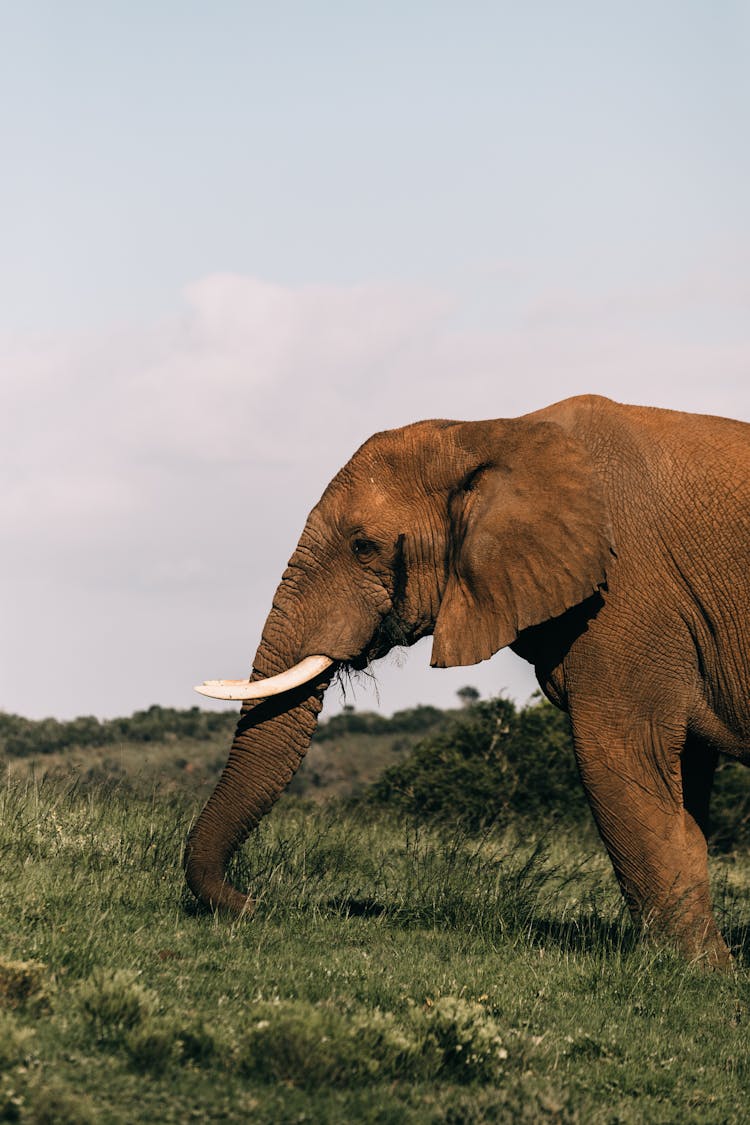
[352,537,378,562]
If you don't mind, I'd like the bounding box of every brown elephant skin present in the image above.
[185,395,750,966]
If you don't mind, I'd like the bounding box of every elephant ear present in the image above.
[431,419,614,667]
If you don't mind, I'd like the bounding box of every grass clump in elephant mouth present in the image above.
[344,608,415,673]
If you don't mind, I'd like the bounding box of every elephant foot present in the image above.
[684,931,734,972]
[642,912,733,971]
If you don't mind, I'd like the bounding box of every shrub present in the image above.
[0,1012,36,1068]
[369,695,750,851]
[413,996,508,1083]
[175,1022,221,1067]
[313,709,391,742]
[238,1001,420,1087]
[369,696,588,832]
[76,969,155,1044]
[236,996,509,1087]
[0,959,48,1011]
[124,1019,181,1073]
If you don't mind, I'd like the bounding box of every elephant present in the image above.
[185,394,750,966]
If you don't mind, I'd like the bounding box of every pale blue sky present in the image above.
[4,2,748,329]
[2,3,749,718]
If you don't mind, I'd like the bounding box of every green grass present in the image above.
[0,776,748,1123]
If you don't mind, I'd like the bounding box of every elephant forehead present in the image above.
[341,484,394,527]
[310,478,393,532]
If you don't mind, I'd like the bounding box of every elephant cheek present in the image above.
[297,588,391,665]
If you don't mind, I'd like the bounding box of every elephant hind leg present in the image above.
[572,710,731,968]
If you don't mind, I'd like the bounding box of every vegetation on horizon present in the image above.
[2,691,749,851]
[0,705,236,758]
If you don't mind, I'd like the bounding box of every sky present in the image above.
[2,2,749,721]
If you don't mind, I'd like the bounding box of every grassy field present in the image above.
[0,775,748,1124]
[0,718,432,805]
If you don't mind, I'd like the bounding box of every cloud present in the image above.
[120,275,454,465]
[3,268,749,718]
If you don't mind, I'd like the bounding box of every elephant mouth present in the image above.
[346,610,415,672]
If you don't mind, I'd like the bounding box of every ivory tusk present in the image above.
[194,654,334,701]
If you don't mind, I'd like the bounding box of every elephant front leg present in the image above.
[571,713,731,968]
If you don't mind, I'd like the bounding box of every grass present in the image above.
[0,775,748,1123]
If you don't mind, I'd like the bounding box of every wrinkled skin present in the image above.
[185,395,750,966]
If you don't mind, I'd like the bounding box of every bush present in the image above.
[124,1019,181,1073]
[0,959,49,1011]
[369,696,588,832]
[76,969,155,1044]
[237,1001,412,1086]
[369,695,750,851]
[0,1012,36,1068]
[236,996,509,1087]
[415,996,508,1082]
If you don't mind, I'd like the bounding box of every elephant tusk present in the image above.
[193,655,334,700]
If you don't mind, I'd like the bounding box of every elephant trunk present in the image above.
[184,598,331,913]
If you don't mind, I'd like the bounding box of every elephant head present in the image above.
[184,413,613,912]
